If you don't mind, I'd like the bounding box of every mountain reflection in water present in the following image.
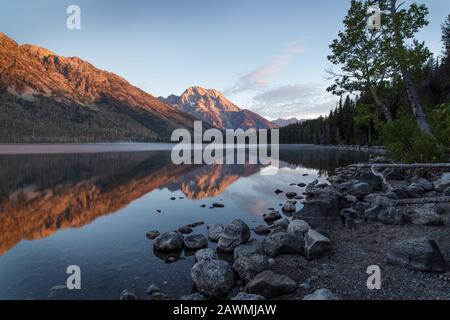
[0,147,369,256]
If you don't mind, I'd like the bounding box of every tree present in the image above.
[327,0,394,122]
[442,14,450,60]
[384,0,433,135]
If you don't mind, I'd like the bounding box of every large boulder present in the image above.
[184,234,208,250]
[207,224,224,242]
[195,248,218,262]
[433,173,450,192]
[234,239,263,260]
[303,289,339,300]
[282,202,296,213]
[153,231,184,252]
[405,184,425,198]
[350,182,372,197]
[233,254,270,283]
[262,232,304,257]
[246,270,297,298]
[409,205,444,226]
[191,259,235,298]
[377,207,408,225]
[217,219,250,253]
[410,177,433,192]
[287,220,310,236]
[304,229,333,260]
[387,238,447,273]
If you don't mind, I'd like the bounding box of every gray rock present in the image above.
[377,207,408,225]
[263,232,304,257]
[246,270,297,298]
[444,187,450,196]
[191,259,235,298]
[304,229,333,260]
[217,219,250,253]
[178,226,193,234]
[287,220,310,236]
[269,226,286,235]
[207,224,224,242]
[184,234,208,250]
[273,217,290,229]
[303,289,339,300]
[234,239,263,260]
[282,202,296,213]
[409,205,444,226]
[154,231,184,252]
[344,194,358,203]
[433,173,450,192]
[231,292,266,300]
[254,225,271,235]
[411,177,433,192]
[179,293,206,300]
[285,192,297,199]
[350,182,372,197]
[405,184,425,198]
[146,230,160,240]
[263,211,282,222]
[148,292,171,300]
[372,196,394,207]
[387,238,447,273]
[120,290,138,300]
[364,206,383,221]
[195,248,218,262]
[233,254,270,283]
[340,208,358,219]
[146,284,161,295]
[353,201,371,214]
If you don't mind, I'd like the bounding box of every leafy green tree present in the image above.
[327,0,393,122]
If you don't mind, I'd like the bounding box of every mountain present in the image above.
[0,32,200,143]
[272,117,303,128]
[159,86,277,130]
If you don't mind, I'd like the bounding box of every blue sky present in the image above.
[1,0,448,119]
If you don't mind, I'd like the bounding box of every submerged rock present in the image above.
[217,219,250,253]
[303,289,339,300]
[387,238,447,273]
[146,230,160,240]
[263,210,282,222]
[191,259,235,298]
[254,225,271,235]
[184,234,208,250]
[120,290,138,300]
[154,231,184,252]
[285,192,297,199]
[282,202,296,213]
[246,270,297,298]
[178,226,193,234]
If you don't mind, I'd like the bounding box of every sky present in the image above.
[0,0,448,120]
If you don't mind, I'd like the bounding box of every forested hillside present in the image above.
[281,2,450,163]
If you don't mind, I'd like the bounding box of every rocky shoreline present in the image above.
[126,156,450,301]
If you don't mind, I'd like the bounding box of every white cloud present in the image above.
[226,43,303,95]
[250,83,338,120]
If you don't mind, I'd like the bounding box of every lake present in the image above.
[0,144,372,300]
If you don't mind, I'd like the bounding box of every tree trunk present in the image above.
[369,86,393,122]
[389,0,433,135]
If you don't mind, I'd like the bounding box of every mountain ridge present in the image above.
[0,32,201,143]
[159,86,277,130]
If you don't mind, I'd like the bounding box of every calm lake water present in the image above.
[0,145,372,300]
